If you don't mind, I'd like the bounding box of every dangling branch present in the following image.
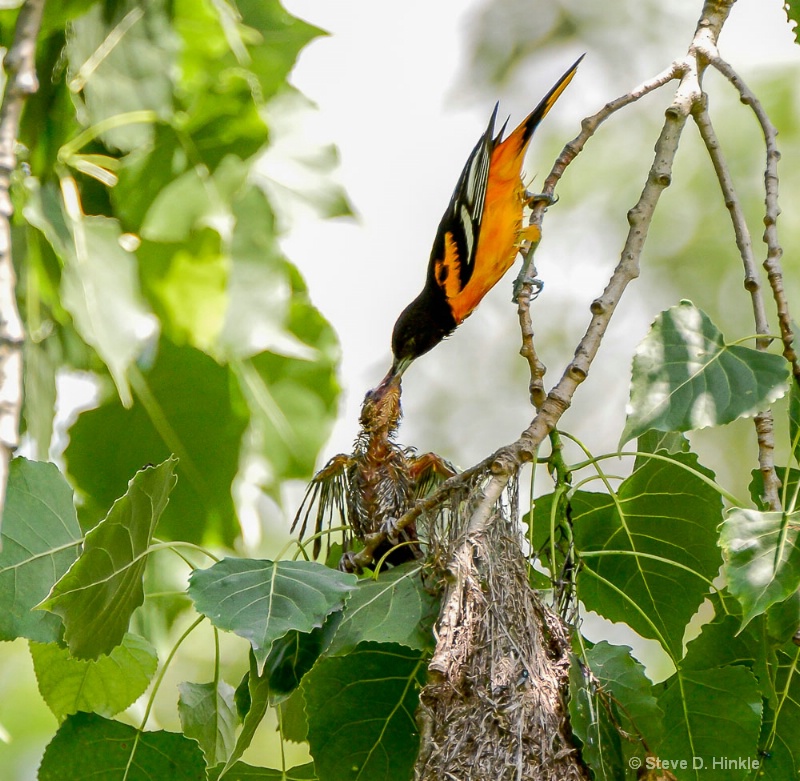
[692,98,782,510]
[705,53,799,382]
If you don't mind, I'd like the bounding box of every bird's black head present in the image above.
[390,287,457,377]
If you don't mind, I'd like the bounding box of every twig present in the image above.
[466,473,509,536]
[530,62,685,238]
[705,53,799,381]
[512,61,685,308]
[510,67,700,465]
[0,0,46,536]
[516,281,547,408]
[513,60,686,497]
[512,62,685,425]
[692,101,770,344]
[692,99,781,509]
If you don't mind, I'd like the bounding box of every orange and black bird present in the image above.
[389,56,582,378]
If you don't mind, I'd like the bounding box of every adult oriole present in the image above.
[390,56,582,378]
[292,59,580,568]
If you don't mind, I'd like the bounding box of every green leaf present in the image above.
[585,641,663,744]
[219,185,320,361]
[20,179,71,262]
[767,590,800,645]
[681,611,758,670]
[65,339,248,545]
[237,355,338,489]
[31,632,158,721]
[622,301,790,444]
[749,466,800,512]
[278,688,309,743]
[634,429,689,471]
[208,761,317,780]
[110,124,188,231]
[188,557,356,670]
[66,0,177,151]
[258,89,354,223]
[140,155,248,243]
[38,712,206,781]
[22,335,59,459]
[41,0,102,33]
[656,667,763,780]
[302,642,427,781]
[139,230,229,353]
[138,182,330,364]
[569,642,663,780]
[262,626,328,702]
[173,0,322,112]
[210,0,323,104]
[720,507,800,627]
[573,451,723,658]
[220,650,273,776]
[680,608,774,704]
[789,379,800,465]
[60,214,156,405]
[327,562,439,655]
[178,680,237,767]
[23,183,155,406]
[785,0,800,44]
[38,457,178,659]
[239,306,339,490]
[568,656,624,780]
[0,458,81,643]
[758,643,800,780]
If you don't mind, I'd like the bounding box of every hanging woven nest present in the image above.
[415,478,588,781]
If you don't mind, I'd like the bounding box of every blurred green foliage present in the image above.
[0,0,342,776]
[3,0,343,546]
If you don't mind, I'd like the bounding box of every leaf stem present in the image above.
[559,435,743,507]
[58,109,159,161]
[151,537,221,565]
[123,615,205,781]
[287,525,349,562]
[692,95,781,509]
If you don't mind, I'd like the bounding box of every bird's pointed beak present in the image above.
[369,358,409,399]
[389,355,413,380]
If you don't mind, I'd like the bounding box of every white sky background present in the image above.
[274,0,799,464]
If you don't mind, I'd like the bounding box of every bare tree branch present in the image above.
[706,53,800,382]
[692,100,781,509]
[692,101,770,345]
[512,60,685,308]
[509,75,701,468]
[0,0,46,534]
[516,279,547,408]
[510,61,688,461]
